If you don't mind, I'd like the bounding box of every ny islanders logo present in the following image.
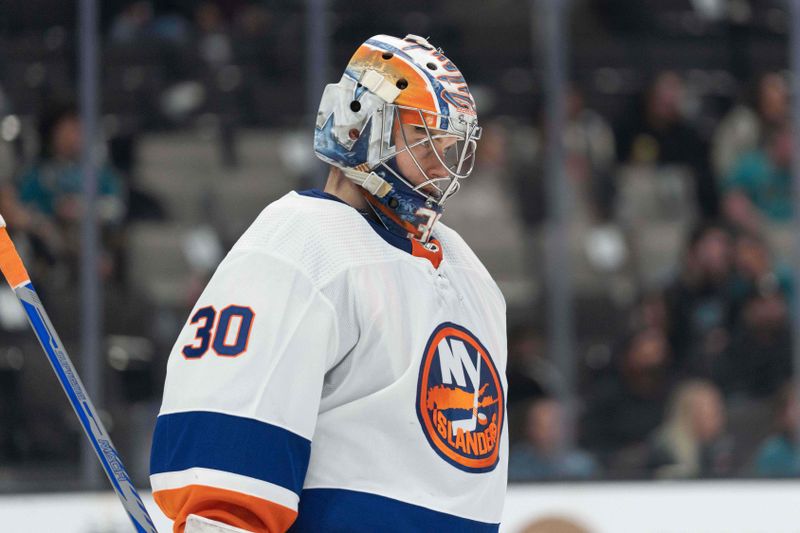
[416,322,504,473]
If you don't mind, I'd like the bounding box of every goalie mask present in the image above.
[314,34,481,243]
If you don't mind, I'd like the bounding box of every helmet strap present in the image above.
[341,167,392,197]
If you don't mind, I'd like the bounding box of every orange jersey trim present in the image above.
[411,238,443,269]
[154,485,297,533]
[361,191,444,268]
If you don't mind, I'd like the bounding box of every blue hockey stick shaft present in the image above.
[0,217,158,533]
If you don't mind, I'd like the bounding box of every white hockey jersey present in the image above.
[150,190,508,532]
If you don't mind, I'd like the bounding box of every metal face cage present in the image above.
[373,104,481,207]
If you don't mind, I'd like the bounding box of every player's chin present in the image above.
[404,173,439,196]
[414,182,442,198]
[399,165,445,198]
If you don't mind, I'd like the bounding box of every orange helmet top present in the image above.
[345,34,477,131]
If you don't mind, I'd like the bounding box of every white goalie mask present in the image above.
[314,34,481,242]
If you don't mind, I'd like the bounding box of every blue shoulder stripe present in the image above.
[289,488,499,532]
[150,411,311,496]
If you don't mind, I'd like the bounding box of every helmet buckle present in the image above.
[359,70,401,103]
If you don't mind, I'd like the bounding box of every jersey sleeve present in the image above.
[149,247,340,533]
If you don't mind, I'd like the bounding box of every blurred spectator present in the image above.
[476,119,509,174]
[730,231,792,304]
[562,85,617,221]
[722,121,792,231]
[107,134,166,223]
[110,1,152,43]
[14,100,126,281]
[629,290,668,332]
[581,327,674,465]
[523,85,616,221]
[183,0,250,20]
[233,3,273,38]
[509,397,599,481]
[712,72,788,180]
[665,222,735,377]
[110,1,189,45]
[509,120,545,228]
[18,101,125,222]
[753,382,800,478]
[0,179,62,280]
[715,290,791,399]
[647,380,734,478]
[714,232,792,399]
[616,71,718,218]
[194,1,232,67]
[506,323,547,411]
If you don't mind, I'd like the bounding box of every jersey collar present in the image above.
[297,189,443,269]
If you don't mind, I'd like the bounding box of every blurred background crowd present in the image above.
[0,0,799,491]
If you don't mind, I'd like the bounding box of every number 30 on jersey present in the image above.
[181,305,255,359]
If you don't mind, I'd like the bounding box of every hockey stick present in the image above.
[0,216,158,533]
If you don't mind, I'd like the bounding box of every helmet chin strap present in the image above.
[341,167,393,198]
[354,159,444,243]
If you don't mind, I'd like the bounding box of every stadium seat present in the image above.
[126,222,192,310]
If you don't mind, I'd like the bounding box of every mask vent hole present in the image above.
[382,52,393,60]
[350,101,361,112]
[396,78,408,90]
